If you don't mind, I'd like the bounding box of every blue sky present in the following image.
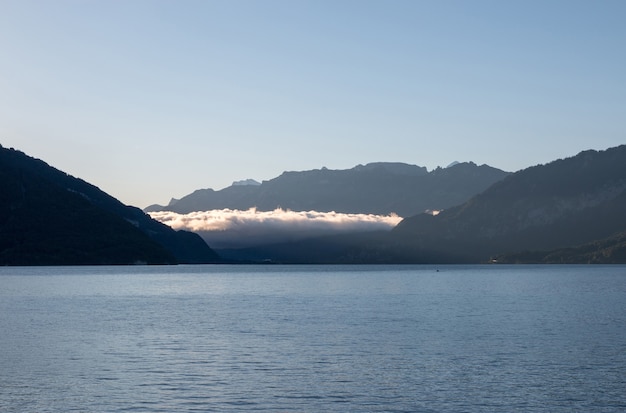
[1,0,625,207]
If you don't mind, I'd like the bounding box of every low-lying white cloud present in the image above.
[149,208,403,249]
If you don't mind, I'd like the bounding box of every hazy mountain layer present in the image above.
[146,162,510,216]
[217,145,626,264]
[0,145,220,265]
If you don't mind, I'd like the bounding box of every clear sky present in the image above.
[1,0,625,208]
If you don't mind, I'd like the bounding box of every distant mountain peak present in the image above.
[232,179,261,186]
[446,161,460,168]
[352,162,428,176]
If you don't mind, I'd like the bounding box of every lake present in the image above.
[1,264,625,412]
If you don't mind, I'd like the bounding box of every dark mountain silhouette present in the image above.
[0,145,220,265]
[217,145,626,264]
[146,162,509,216]
[384,145,626,263]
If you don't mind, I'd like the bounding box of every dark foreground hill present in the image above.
[386,145,626,263]
[0,145,220,265]
[146,162,509,216]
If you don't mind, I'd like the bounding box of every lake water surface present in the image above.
[1,264,625,412]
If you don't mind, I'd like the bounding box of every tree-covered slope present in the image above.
[494,231,626,264]
[388,145,626,263]
[0,145,220,265]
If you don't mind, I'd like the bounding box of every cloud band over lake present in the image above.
[149,208,403,249]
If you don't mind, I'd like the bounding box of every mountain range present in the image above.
[3,143,625,265]
[145,162,510,216]
[0,145,220,265]
[215,145,626,264]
